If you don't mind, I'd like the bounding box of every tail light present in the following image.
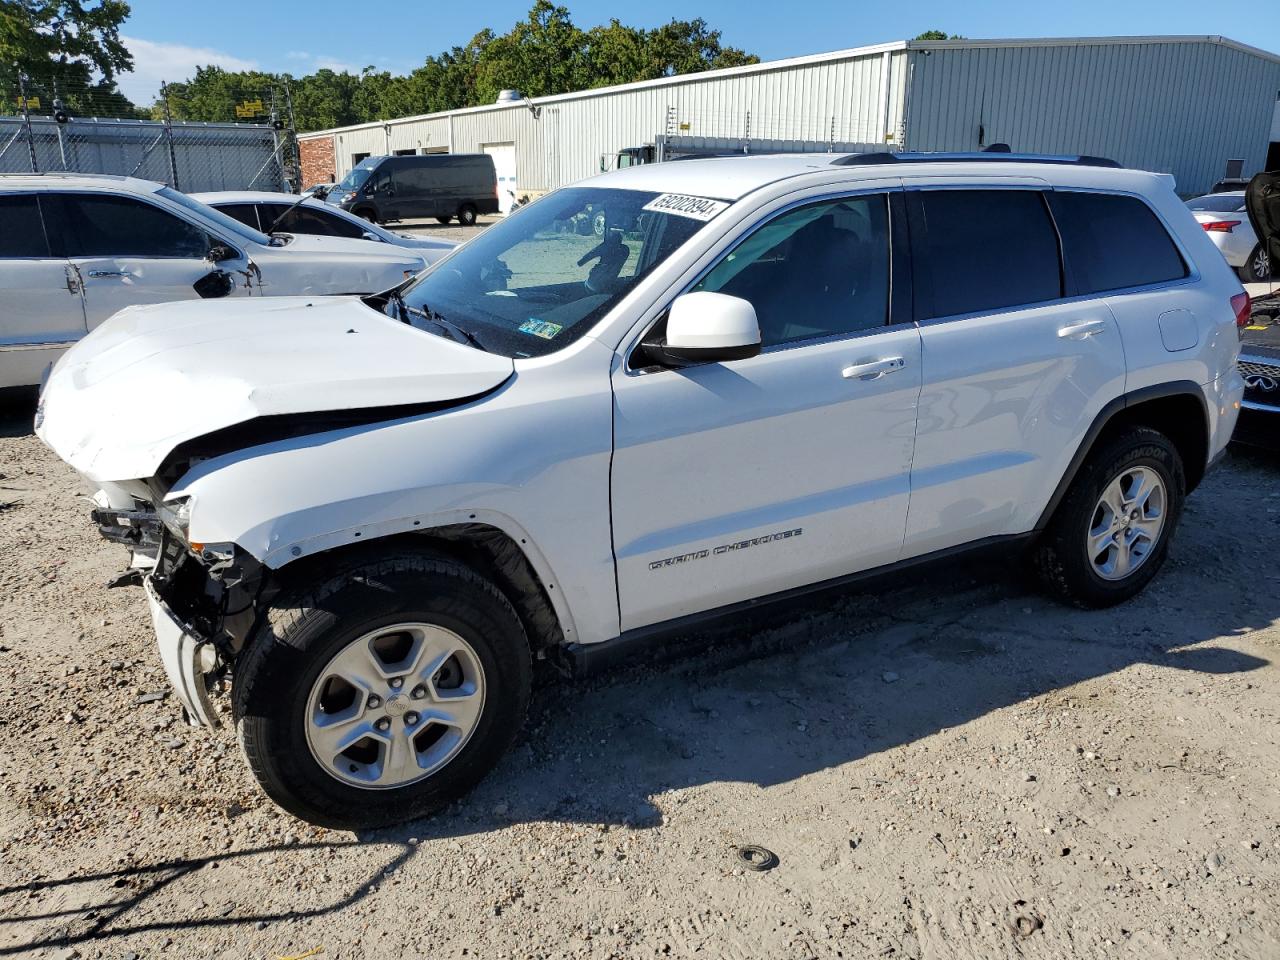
[1232,291,1251,334]
[1202,220,1242,233]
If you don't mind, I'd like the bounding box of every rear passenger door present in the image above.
[902,182,1128,557]
[0,193,86,387]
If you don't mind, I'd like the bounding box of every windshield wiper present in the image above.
[387,291,488,352]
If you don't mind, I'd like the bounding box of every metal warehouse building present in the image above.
[298,35,1280,201]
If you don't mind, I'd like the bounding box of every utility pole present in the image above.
[16,69,38,172]
[160,80,180,190]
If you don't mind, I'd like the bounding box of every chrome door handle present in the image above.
[1057,319,1107,340]
[87,269,129,279]
[842,356,906,380]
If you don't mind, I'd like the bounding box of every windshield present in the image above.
[335,158,379,193]
[390,186,725,357]
[1186,194,1246,213]
[158,187,271,246]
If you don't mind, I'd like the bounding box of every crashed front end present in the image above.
[92,481,268,728]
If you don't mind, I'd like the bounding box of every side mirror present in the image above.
[207,244,238,263]
[654,291,761,364]
[363,231,382,242]
[193,269,234,299]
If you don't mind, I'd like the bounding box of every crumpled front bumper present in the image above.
[143,577,221,728]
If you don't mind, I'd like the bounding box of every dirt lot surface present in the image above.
[2,392,1280,960]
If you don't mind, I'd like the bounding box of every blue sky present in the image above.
[115,0,1280,103]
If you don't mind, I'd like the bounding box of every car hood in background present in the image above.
[253,233,427,294]
[36,297,514,482]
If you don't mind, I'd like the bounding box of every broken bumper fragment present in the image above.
[144,577,221,728]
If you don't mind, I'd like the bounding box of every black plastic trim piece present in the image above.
[566,532,1035,677]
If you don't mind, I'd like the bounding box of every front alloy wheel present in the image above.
[234,551,531,828]
[305,623,486,789]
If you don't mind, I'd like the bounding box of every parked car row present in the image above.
[32,151,1259,829]
[0,173,457,389]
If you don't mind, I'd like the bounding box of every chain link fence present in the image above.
[0,72,300,193]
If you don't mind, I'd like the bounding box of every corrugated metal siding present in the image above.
[905,40,1280,194]
[321,47,908,192]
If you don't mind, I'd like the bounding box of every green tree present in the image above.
[0,0,139,116]
[913,30,965,40]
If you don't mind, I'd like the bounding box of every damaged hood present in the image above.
[36,296,515,482]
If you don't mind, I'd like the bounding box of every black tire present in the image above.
[457,203,477,226]
[1033,427,1185,608]
[1238,245,1272,283]
[233,550,531,829]
[354,208,378,224]
[435,215,452,224]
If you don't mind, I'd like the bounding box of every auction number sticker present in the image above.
[519,318,563,340]
[641,193,729,221]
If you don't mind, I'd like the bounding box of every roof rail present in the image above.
[833,151,1121,168]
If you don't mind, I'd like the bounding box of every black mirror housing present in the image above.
[207,245,237,263]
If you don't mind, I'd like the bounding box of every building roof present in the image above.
[298,34,1280,141]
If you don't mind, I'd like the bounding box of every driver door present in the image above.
[49,193,248,330]
[610,189,922,631]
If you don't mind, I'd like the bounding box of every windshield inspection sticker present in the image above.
[642,193,729,221]
[519,318,563,340]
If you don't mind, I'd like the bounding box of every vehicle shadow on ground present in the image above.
[5,442,1277,951]
[0,842,417,954]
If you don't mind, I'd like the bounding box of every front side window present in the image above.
[692,194,890,347]
[1051,191,1188,294]
[0,195,51,257]
[213,203,263,232]
[60,194,215,259]
[392,186,719,357]
[266,203,367,239]
[916,189,1061,319]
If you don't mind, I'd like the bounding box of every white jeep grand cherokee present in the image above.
[37,153,1248,828]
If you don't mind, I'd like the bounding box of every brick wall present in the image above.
[298,135,336,188]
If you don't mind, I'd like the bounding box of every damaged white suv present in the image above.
[37,153,1247,828]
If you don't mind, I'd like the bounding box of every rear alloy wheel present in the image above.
[234,551,531,829]
[1033,427,1184,608]
[457,203,478,227]
[1239,245,1272,283]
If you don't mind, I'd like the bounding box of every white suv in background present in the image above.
[37,153,1247,828]
[0,174,429,388]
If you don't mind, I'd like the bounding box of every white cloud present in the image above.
[117,35,259,104]
[311,56,364,75]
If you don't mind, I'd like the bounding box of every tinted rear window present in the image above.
[1050,191,1187,294]
[917,189,1061,318]
[0,195,50,257]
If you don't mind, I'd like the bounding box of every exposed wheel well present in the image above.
[271,525,565,659]
[1096,392,1210,492]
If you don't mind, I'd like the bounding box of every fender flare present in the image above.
[259,506,582,646]
[1033,380,1209,531]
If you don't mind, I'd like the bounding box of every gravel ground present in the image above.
[2,387,1280,959]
